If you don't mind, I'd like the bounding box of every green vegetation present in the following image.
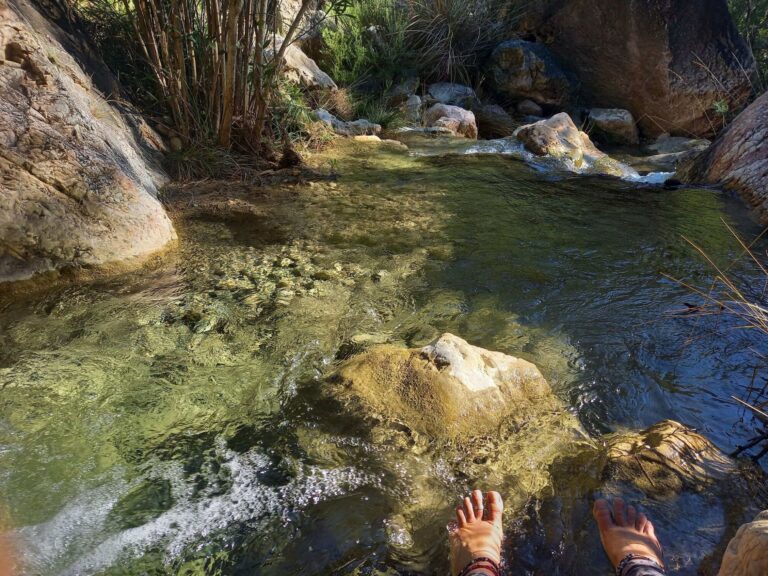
[320,0,524,89]
[728,0,768,91]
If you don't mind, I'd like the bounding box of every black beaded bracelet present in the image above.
[615,553,666,576]
[457,556,501,576]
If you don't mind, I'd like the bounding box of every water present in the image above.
[0,141,766,575]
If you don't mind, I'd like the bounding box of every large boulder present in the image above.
[514,113,633,177]
[679,90,768,223]
[0,0,176,284]
[489,40,571,108]
[328,332,558,440]
[587,108,639,146]
[519,0,755,137]
[424,104,478,139]
[718,511,768,576]
[278,40,337,90]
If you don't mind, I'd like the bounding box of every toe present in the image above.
[636,512,648,533]
[626,505,637,527]
[472,489,484,518]
[593,499,614,532]
[456,507,467,527]
[485,491,503,523]
[463,496,476,522]
[613,498,626,526]
[644,518,656,540]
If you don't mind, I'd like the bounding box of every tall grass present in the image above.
[669,222,768,462]
[728,0,768,92]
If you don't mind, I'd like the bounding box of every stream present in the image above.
[0,139,766,575]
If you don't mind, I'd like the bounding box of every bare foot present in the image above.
[593,498,664,569]
[448,490,504,576]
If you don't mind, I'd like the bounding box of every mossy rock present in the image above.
[327,333,562,442]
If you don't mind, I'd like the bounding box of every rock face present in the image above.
[424,104,478,139]
[0,0,176,283]
[279,40,337,90]
[515,113,633,177]
[315,109,381,136]
[718,510,768,576]
[489,40,571,108]
[329,333,557,439]
[426,82,477,108]
[587,108,639,146]
[522,0,755,137]
[473,103,517,138]
[679,91,768,222]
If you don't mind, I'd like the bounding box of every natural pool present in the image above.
[0,140,766,575]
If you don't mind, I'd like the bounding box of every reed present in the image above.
[667,221,768,462]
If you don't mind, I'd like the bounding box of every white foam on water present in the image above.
[626,171,676,185]
[15,442,380,576]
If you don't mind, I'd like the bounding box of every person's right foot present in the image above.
[593,498,664,569]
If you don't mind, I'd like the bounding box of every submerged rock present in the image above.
[316,108,381,136]
[490,40,570,108]
[424,104,478,139]
[679,90,768,223]
[329,333,560,440]
[515,113,634,177]
[718,510,768,576]
[0,0,176,283]
[587,108,639,146]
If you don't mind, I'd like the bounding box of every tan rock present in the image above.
[0,0,176,283]
[718,510,768,576]
[587,108,639,145]
[424,104,478,139]
[515,113,633,177]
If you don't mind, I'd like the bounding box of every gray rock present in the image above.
[424,104,478,139]
[490,40,570,107]
[587,108,639,145]
[280,42,337,90]
[426,82,477,108]
[517,99,544,116]
[402,94,423,125]
[386,77,420,107]
[646,135,710,155]
[0,0,176,283]
[316,108,381,136]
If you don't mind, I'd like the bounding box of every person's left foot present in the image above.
[448,490,504,576]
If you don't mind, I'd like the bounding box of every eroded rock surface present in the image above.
[0,0,176,283]
[520,0,755,137]
[680,91,768,223]
[490,40,570,108]
[718,510,768,576]
[515,113,634,177]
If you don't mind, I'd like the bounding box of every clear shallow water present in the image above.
[0,142,766,575]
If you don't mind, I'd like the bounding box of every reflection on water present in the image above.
[0,142,765,575]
